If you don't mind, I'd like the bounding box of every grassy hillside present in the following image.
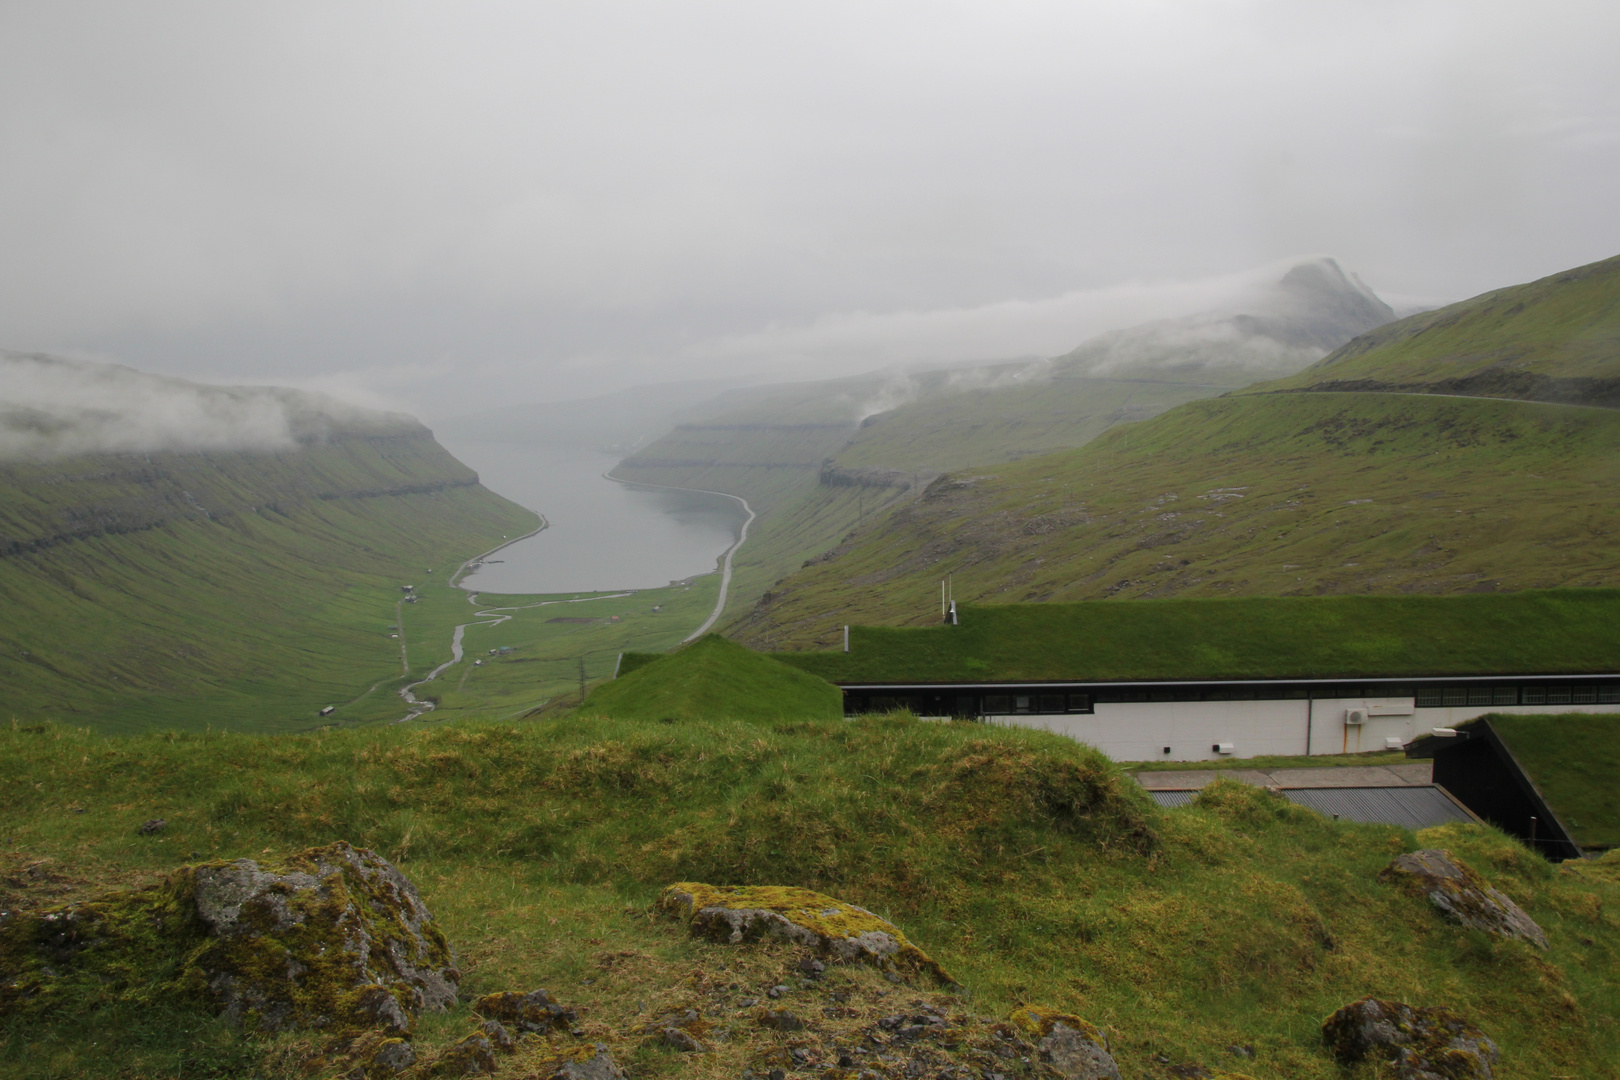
[615,373,1238,638]
[737,391,1620,648]
[583,634,843,722]
[775,591,1620,684]
[1255,253,1620,404]
[3,717,1616,1078]
[729,255,1620,648]
[0,433,538,733]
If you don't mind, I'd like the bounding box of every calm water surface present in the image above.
[437,439,744,595]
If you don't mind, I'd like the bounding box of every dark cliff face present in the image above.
[0,430,479,559]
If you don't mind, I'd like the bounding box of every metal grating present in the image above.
[1147,785,1470,829]
[1282,786,1470,829]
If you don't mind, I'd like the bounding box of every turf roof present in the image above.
[584,634,842,722]
[1480,713,1620,849]
[771,590,1620,685]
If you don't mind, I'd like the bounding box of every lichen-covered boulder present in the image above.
[657,882,953,983]
[473,988,578,1032]
[1323,997,1499,1080]
[191,842,459,1031]
[333,1029,418,1079]
[1380,849,1547,949]
[0,842,458,1037]
[428,1030,498,1076]
[528,1045,626,1080]
[1008,1006,1121,1080]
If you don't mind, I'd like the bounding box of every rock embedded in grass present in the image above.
[657,882,954,983]
[472,987,579,1032]
[525,1045,627,1079]
[192,842,459,1031]
[1379,848,1548,949]
[1008,1006,1122,1080]
[0,841,458,1037]
[1322,997,1499,1080]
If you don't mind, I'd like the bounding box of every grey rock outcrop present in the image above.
[1323,997,1498,1079]
[1380,849,1547,949]
[191,842,459,1032]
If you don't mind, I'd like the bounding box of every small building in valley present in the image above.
[771,591,1620,762]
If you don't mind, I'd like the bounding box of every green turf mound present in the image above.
[1485,714,1620,849]
[582,634,843,722]
[775,591,1620,684]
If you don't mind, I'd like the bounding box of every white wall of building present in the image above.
[985,698,1620,762]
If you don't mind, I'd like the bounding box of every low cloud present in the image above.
[0,351,416,461]
[680,259,1342,378]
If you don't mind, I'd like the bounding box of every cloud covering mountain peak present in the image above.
[0,352,420,461]
[1052,256,1396,385]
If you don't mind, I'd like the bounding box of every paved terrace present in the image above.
[1133,762,1433,790]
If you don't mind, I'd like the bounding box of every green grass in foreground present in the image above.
[583,635,842,722]
[2,717,1617,1079]
[1485,714,1620,849]
[775,590,1620,684]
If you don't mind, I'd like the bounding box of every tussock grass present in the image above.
[3,717,1618,1078]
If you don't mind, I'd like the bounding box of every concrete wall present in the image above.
[986,698,1620,762]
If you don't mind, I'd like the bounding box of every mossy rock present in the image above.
[657,882,953,983]
[523,1044,626,1079]
[472,988,577,1033]
[1322,997,1499,1079]
[0,842,458,1036]
[1008,1005,1120,1080]
[1379,849,1548,949]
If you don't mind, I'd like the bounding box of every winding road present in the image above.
[393,474,757,721]
[593,472,754,643]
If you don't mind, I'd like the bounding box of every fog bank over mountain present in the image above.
[1053,257,1397,386]
[0,352,420,461]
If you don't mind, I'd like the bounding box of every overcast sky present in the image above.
[2,1,1616,418]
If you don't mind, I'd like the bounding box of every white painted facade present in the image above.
[987,698,1620,762]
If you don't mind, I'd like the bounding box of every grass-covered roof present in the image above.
[772,590,1620,685]
[1480,714,1620,849]
[584,634,842,722]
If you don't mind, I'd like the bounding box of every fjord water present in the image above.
[438,438,744,594]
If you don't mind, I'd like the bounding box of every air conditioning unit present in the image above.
[1345,708,1367,725]
[1213,742,1235,755]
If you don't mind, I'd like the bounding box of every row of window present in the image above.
[1415,685,1620,707]
[845,681,1620,716]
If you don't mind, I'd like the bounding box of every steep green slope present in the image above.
[737,255,1620,649]
[775,592,1620,684]
[1255,252,1620,404]
[0,432,537,733]
[615,373,1238,635]
[736,392,1620,648]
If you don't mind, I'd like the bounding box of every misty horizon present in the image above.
[1,2,1616,420]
